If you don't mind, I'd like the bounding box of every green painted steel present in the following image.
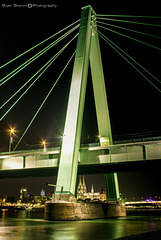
[90,15,119,201]
[55,5,119,200]
[90,18,113,144]
[55,6,93,195]
[56,7,106,199]
[105,173,120,201]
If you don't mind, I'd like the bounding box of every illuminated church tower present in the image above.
[77,175,87,200]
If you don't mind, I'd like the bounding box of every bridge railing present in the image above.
[0,147,60,170]
[0,140,161,171]
[79,140,161,164]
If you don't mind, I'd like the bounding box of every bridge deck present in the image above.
[0,140,161,178]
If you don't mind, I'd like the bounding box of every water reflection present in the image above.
[1,211,161,240]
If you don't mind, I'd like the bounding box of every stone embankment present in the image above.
[44,201,126,220]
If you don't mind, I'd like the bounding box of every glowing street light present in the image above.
[42,140,46,152]
[9,128,15,152]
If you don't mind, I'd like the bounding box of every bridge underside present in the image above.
[1,140,161,178]
[0,159,161,179]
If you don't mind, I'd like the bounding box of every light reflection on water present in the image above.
[1,211,161,240]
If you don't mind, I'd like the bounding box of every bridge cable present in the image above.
[97,30,161,92]
[96,17,161,28]
[13,50,76,151]
[96,20,161,39]
[12,133,33,149]
[0,19,80,69]
[0,44,67,111]
[95,28,160,84]
[96,15,161,19]
[0,33,78,121]
[0,24,79,86]
[96,24,161,51]
[113,130,161,139]
[0,48,65,121]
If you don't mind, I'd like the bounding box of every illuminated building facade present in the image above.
[20,188,28,199]
[41,189,45,196]
[77,176,106,202]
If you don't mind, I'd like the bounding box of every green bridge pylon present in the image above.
[55,5,120,202]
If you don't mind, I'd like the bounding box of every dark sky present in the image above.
[0,0,161,199]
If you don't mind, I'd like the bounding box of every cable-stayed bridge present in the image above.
[1,137,161,175]
[0,6,161,201]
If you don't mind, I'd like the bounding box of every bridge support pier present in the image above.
[105,173,120,201]
[44,201,126,220]
[55,6,93,199]
[55,5,120,202]
[55,193,76,202]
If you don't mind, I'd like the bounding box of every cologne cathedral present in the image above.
[77,176,106,201]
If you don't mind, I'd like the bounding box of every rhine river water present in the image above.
[1,211,161,240]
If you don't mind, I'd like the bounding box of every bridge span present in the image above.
[0,139,161,178]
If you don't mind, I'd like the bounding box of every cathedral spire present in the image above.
[91,184,94,194]
[78,176,82,186]
[82,175,87,193]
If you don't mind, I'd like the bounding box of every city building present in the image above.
[20,188,28,199]
[77,176,87,200]
[41,189,45,196]
[77,176,106,202]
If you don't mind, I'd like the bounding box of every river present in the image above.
[1,210,161,240]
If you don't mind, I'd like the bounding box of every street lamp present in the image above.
[42,140,46,152]
[9,128,15,152]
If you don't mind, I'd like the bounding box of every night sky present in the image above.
[0,0,161,199]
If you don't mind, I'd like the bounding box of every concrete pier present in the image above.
[44,201,126,221]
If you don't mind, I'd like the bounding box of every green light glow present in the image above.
[0,19,80,69]
[97,24,161,51]
[0,24,79,86]
[96,17,161,28]
[97,20,161,39]
[98,30,161,92]
[13,51,76,151]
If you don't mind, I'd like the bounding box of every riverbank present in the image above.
[115,230,161,239]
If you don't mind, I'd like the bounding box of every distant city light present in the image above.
[146,198,154,202]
